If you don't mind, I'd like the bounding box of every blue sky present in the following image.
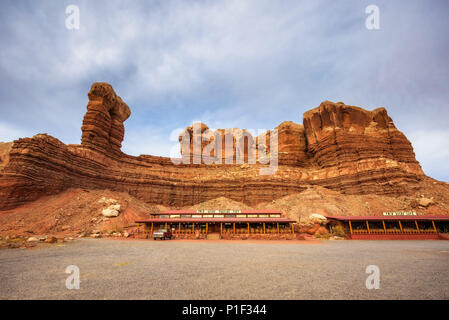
[0,0,448,181]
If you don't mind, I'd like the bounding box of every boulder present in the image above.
[102,204,121,217]
[309,214,327,225]
[27,237,39,242]
[314,226,329,235]
[45,236,57,243]
[418,197,434,207]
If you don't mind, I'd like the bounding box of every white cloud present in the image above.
[409,130,449,181]
[0,122,30,142]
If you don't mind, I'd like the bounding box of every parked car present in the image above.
[152,228,173,240]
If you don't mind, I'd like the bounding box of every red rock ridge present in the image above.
[303,101,421,169]
[0,83,433,211]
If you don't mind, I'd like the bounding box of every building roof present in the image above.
[325,215,449,221]
[136,218,295,224]
[152,209,282,215]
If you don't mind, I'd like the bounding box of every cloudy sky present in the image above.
[1,0,448,181]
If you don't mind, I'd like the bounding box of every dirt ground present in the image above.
[1,238,448,299]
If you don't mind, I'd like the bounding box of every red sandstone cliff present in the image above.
[0,82,445,212]
[0,142,13,172]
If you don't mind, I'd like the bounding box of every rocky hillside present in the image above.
[0,188,167,238]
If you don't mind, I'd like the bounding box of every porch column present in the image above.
[165,223,167,229]
[291,223,294,234]
[192,223,194,233]
[263,223,266,234]
[415,220,420,233]
[233,223,235,234]
[178,223,181,234]
[349,221,353,234]
[382,220,387,233]
[277,223,280,233]
[150,222,153,234]
[247,223,250,234]
[220,223,222,234]
[366,221,370,234]
[206,223,208,234]
[432,220,437,233]
[398,221,403,233]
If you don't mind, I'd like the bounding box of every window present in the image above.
[258,214,269,218]
[181,215,191,218]
[192,215,202,218]
[214,215,224,218]
[227,215,236,218]
[170,215,180,218]
[203,215,213,218]
[247,215,257,218]
[270,214,281,218]
[160,215,169,218]
[236,215,246,218]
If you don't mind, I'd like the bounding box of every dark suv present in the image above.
[152,228,173,240]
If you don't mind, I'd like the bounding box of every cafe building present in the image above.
[326,212,449,240]
[136,209,296,238]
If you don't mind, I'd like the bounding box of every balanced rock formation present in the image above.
[0,82,443,211]
[81,83,130,155]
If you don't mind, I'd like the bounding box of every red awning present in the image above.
[136,218,295,223]
[325,215,449,221]
[152,209,282,215]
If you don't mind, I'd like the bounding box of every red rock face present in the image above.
[0,83,429,210]
[303,101,420,168]
[0,142,13,172]
[179,125,257,164]
[273,121,308,166]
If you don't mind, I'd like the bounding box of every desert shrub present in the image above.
[332,224,346,237]
[315,232,331,239]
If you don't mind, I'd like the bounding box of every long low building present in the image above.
[136,209,296,236]
[326,215,449,240]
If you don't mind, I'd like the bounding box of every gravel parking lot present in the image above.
[0,238,448,299]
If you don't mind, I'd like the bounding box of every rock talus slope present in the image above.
[0,82,446,212]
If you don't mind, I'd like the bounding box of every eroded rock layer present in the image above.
[0,83,430,210]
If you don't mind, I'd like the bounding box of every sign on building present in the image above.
[382,211,417,216]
